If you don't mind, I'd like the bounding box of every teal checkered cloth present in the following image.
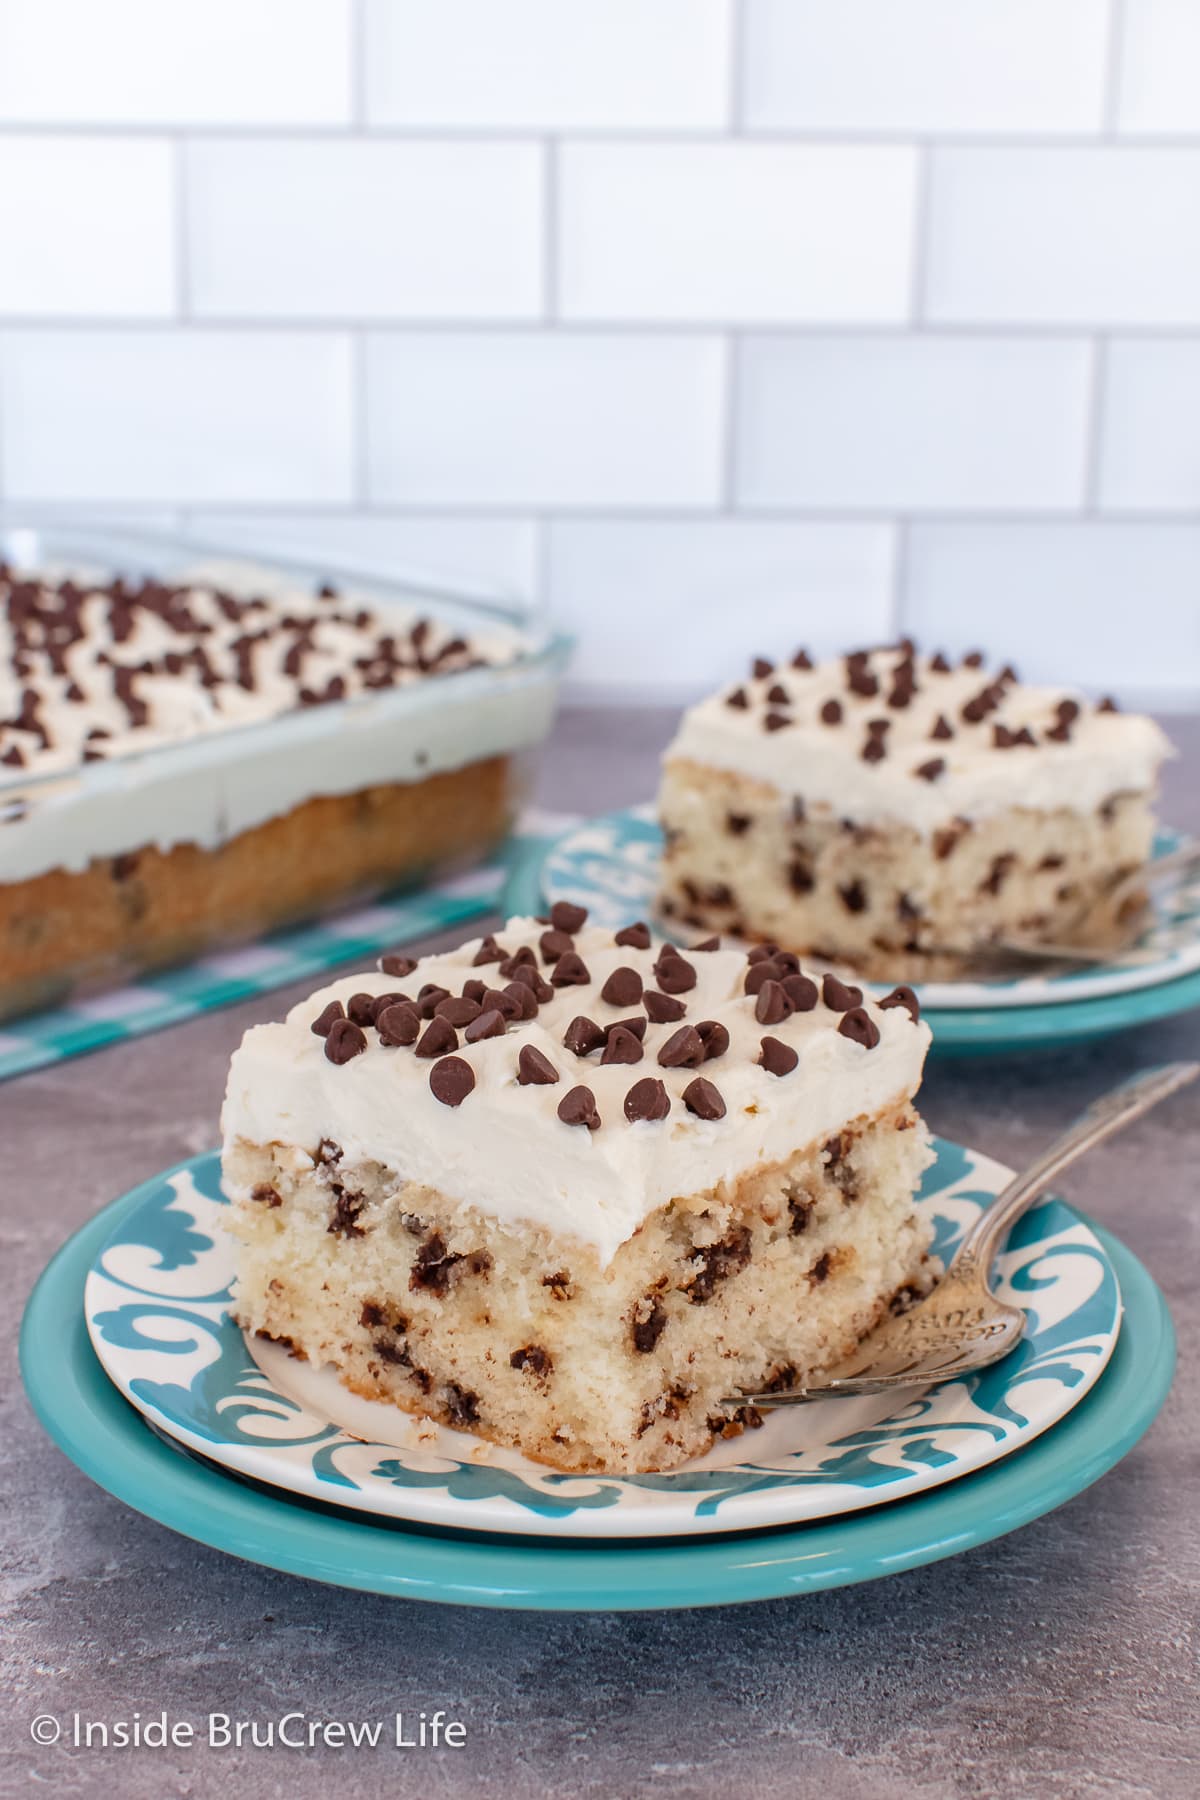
[0,813,569,1083]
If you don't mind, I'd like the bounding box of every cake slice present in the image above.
[221,909,936,1474]
[658,644,1174,980]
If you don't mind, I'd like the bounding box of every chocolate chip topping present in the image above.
[550,900,588,934]
[436,994,482,1027]
[464,1008,507,1043]
[601,966,643,1007]
[518,1045,559,1086]
[930,713,954,740]
[601,1025,644,1066]
[643,988,686,1024]
[539,928,574,964]
[822,973,864,1012]
[838,1007,881,1049]
[930,652,951,672]
[607,1015,647,1043]
[415,1015,458,1058]
[503,980,538,1020]
[380,953,417,977]
[429,1056,475,1107]
[345,992,376,1026]
[557,1085,600,1130]
[376,1002,420,1046]
[683,1077,726,1120]
[471,935,505,966]
[324,1017,367,1064]
[752,657,774,679]
[695,1019,730,1061]
[915,758,946,782]
[417,983,450,1018]
[766,682,790,705]
[726,686,750,709]
[759,1035,798,1077]
[657,1025,705,1069]
[311,999,345,1037]
[820,698,843,725]
[754,979,792,1025]
[551,951,591,987]
[792,648,813,670]
[880,984,921,1022]
[654,950,696,994]
[563,1015,605,1057]
[782,972,819,1011]
[764,711,792,732]
[1098,696,1119,713]
[691,935,721,952]
[624,1077,670,1123]
[614,921,652,949]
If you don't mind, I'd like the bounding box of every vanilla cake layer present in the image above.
[658,645,1172,980]
[221,913,934,1473]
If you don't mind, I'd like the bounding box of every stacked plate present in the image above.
[522,806,1200,1057]
[20,1137,1173,1609]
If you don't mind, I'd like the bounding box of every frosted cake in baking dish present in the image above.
[657,643,1173,980]
[0,558,559,1018]
[221,907,935,1475]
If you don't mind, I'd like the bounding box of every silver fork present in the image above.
[727,1060,1198,1409]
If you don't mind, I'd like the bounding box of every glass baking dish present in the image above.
[0,523,572,1020]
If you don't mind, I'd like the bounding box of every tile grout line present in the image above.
[8,501,1200,526]
[891,519,910,639]
[720,334,739,511]
[1102,0,1129,136]
[172,136,191,320]
[908,144,933,327]
[351,0,369,128]
[1084,337,1109,512]
[726,0,745,135]
[542,139,559,322]
[4,122,1200,146]
[351,332,370,507]
[4,319,1196,339]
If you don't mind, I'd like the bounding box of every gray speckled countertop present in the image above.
[4,710,1198,1800]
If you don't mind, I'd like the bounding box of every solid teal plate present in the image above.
[504,819,1200,1059]
[21,1189,1174,1610]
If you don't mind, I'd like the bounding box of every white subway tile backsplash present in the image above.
[1097,341,1200,511]
[927,149,1200,325]
[743,0,1108,135]
[0,0,352,126]
[559,143,916,323]
[546,520,894,691]
[737,336,1089,511]
[1118,0,1200,134]
[188,513,539,605]
[0,332,354,503]
[187,140,543,319]
[0,137,174,317]
[365,333,725,507]
[904,524,1200,702]
[365,0,731,130]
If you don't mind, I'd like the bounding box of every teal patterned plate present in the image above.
[80,1142,1119,1540]
[538,806,1200,1012]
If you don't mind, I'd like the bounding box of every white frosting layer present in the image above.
[665,649,1173,835]
[221,917,930,1266]
[0,559,557,880]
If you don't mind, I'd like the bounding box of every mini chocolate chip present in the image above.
[518,1045,559,1086]
[993,723,1017,749]
[961,691,994,724]
[601,966,643,1007]
[789,860,814,894]
[1056,698,1081,723]
[822,973,864,1012]
[563,1015,605,1057]
[838,1007,881,1049]
[782,972,819,1011]
[1098,696,1119,713]
[436,994,482,1026]
[1045,720,1072,743]
[683,1077,725,1120]
[759,1035,798,1077]
[503,980,538,1020]
[417,983,450,1018]
[557,1085,600,1130]
[551,951,591,987]
[614,921,652,949]
[764,711,792,732]
[696,1020,730,1061]
[930,652,951,672]
[744,957,782,995]
[726,686,750,709]
[471,934,505,965]
[792,648,813,670]
[915,758,946,782]
[934,821,970,859]
[1012,726,1036,745]
[766,682,790,705]
[752,656,774,678]
[415,1016,458,1058]
[963,650,984,668]
[755,979,792,1025]
[601,1025,644,1066]
[839,879,868,914]
[654,952,696,995]
[747,943,778,963]
[380,953,417,977]
[465,1008,507,1043]
[376,1002,420,1046]
[624,1077,670,1123]
[481,986,521,1019]
[311,999,345,1037]
[931,713,954,740]
[691,935,720,952]
[880,985,921,1023]
[862,732,888,763]
[539,928,574,964]
[369,991,410,1023]
[499,946,536,977]
[658,1025,705,1069]
[346,992,377,1026]
[325,1018,367,1064]
[430,1056,474,1107]
[820,698,843,725]
[643,989,686,1024]
[550,900,588,934]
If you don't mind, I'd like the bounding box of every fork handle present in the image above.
[952,1061,1199,1280]
[1113,837,1200,903]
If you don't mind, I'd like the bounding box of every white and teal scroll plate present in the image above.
[539,806,1200,1013]
[84,1141,1121,1542]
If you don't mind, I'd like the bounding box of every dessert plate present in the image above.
[24,1201,1171,1609]
[536,806,1200,1013]
[81,1141,1120,1541]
